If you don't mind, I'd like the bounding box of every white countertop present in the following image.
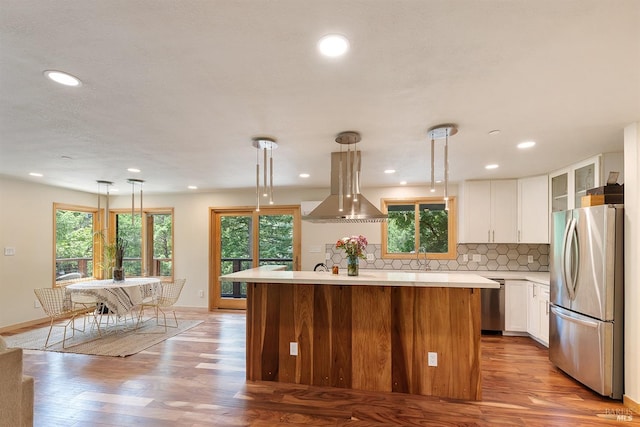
[220,266,500,289]
[359,269,550,285]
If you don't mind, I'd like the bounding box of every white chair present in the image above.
[136,279,186,332]
[33,287,100,348]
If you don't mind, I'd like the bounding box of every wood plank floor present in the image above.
[7,307,638,426]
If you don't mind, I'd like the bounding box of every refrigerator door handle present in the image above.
[551,305,598,329]
[562,217,577,300]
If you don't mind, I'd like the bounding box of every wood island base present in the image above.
[246,282,482,401]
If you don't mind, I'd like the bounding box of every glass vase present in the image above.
[347,255,359,276]
[113,267,125,282]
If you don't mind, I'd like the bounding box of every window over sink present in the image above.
[381,197,457,260]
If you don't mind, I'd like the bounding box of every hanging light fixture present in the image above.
[427,124,458,210]
[127,178,144,225]
[252,137,278,211]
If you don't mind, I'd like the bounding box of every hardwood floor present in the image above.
[7,308,638,426]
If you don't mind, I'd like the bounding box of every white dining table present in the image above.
[66,277,161,317]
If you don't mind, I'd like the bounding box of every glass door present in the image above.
[211,207,300,310]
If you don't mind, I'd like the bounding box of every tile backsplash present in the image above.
[326,243,549,272]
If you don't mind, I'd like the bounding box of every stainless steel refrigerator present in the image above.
[549,204,624,399]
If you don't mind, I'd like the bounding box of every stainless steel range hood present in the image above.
[303,149,387,223]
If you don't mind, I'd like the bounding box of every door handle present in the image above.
[551,306,598,328]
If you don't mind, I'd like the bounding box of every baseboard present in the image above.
[0,316,48,334]
[624,395,640,414]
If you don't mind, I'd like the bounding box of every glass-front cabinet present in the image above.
[549,155,601,212]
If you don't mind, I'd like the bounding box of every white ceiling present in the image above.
[1,0,639,195]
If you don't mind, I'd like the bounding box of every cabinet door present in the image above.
[505,280,528,332]
[518,175,549,243]
[526,282,539,338]
[464,181,492,242]
[491,180,518,243]
[550,170,569,213]
[538,286,550,345]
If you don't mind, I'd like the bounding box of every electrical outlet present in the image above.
[198,290,204,298]
[528,255,534,263]
[366,253,374,261]
[34,300,41,309]
[428,352,438,367]
[4,247,15,256]
[290,342,298,356]
[472,254,481,262]
[325,252,331,260]
[462,254,468,262]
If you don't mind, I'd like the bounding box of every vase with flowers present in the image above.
[335,235,368,276]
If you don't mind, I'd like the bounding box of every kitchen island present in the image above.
[220,266,499,401]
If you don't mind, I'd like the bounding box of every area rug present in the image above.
[1,319,202,357]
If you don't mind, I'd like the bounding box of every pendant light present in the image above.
[127,178,144,224]
[252,137,278,211]
[427,124,458,210]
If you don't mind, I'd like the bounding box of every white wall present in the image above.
[1,176,452,328]
[0,178,97,327]
[624,122,639,405]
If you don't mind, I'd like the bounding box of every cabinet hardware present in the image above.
[487,230,490,242]
[492,230,495,242]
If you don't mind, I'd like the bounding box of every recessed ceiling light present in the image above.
[384,169,396,174]
[517,141,536,149]
[299,173,310,178]
[318,34,349,57]
[400,181,407,185]
[188,185,198,190]
[488,129,501,136]
[127,168,141,173]
[44,70,82,87]
[29,172,43,177]
[485,164,499,170]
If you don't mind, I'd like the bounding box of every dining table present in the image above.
[66,277,161,317]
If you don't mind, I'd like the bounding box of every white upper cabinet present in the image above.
[517,175,549,243]
[462,180,517,243]
[549,155,601,212]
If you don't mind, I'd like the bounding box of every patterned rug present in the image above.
[2,318,202,357]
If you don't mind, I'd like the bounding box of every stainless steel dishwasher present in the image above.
[481,278,505,332]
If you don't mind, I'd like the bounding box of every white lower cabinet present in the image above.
[504,280,528,333]
[526,281,550,346]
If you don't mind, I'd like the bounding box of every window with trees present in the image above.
[54,203,98,284]
[109,209,173,279]
[382,197,457,259]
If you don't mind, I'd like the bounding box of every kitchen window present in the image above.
[381,197,457,259]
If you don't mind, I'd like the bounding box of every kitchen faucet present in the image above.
[417,247,431,271]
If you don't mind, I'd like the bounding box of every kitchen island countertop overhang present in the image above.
[219,265,500,289]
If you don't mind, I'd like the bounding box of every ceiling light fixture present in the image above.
[427,124,458,210]
[127,168,141,173]
[485,164,499,170]
[400,181,407,186]
[96,180,113,236]
[517,141,536,149]
[252,137,278,211]
[29,172,43,177]
[299,173,310,178]
[384,169,396,174]
[127,178,144,225]
[44,70,82,87]
[188,185,198,190]
[318,34,349,57]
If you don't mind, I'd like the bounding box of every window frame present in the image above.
[108,207,175,280]
[52,203,100,286]
[381,197,457,260]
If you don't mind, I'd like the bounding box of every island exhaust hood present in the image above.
[303,131,387,223]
